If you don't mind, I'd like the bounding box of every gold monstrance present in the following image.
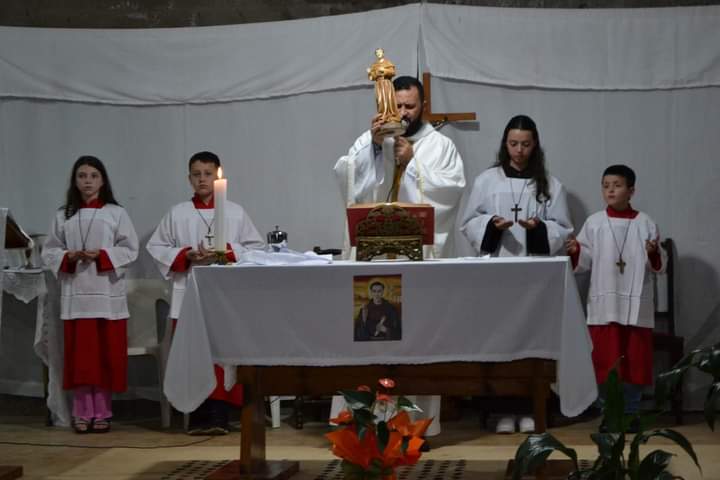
[367,48,406,138]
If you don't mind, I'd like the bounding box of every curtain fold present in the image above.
[0,5,419,105]
[421,4,720,90]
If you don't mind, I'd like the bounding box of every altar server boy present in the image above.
[147,151,264,434]
[566,164,664,429]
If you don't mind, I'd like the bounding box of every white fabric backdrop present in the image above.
[1,4,719,410]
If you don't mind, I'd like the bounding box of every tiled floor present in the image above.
[0,397,717,479]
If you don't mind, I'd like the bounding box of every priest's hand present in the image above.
[371,114,385,146]
[394,137,413,167]
[646,238,659,254]
[492,216,513,231]
[518,217,540,230]
[566,234,579,255]
[66,250,82,262]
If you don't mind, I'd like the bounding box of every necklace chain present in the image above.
[194,207,215,235]
[78,207,98,251]
[606,213,631,271]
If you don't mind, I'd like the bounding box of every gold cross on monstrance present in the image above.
[421,72,477,128]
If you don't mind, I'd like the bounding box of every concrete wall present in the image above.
[1,0,719,28]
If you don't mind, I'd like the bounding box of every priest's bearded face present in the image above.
[505,129,536,171]
[75,164,104,202]
[602,174,635,210]
[189,160,218,201]
[395,86,424,137]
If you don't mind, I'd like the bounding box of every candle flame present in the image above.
[217,167,223,179]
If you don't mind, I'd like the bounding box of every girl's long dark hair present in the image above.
[63,156,119,219]
[493,115,550,202]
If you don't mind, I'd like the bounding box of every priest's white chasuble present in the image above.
[334,122,465,258]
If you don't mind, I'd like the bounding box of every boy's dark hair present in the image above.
[188,151,221,170]
[393,76,424,104]
[603,164,636,188]
[63,155,120,219]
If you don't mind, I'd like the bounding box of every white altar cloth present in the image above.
[165,257,597,417]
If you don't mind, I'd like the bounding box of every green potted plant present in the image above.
[655,341,720,431]
[510,367,701,479]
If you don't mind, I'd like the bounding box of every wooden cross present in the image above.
[421,72,477,128]
[511,204,522,222]
[616,256,626,274]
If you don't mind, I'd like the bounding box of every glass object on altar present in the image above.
[267,225,288,252]
[347,203,434,261]
[367,48,407,138]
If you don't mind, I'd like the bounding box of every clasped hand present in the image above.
[67,250,100,262]
[186,243,216,265]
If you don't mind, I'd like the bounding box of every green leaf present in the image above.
[511,433,579,480]
[341,390,375,410]
[590,432,623,462]
[397,396,423,412]
[377,421,389,454]
[637,450,673,479]
[352,407,377,428]
[636,429,701,474]
[704,382,720,431]
[602,369,626,433]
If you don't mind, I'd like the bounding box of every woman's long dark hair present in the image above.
[493,115,550,202]
[63,156,119,219]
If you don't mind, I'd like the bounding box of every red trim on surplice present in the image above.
[63,318,128,392]
[60,253,78,274]
[96,249,114,272]
[589,323,653,386]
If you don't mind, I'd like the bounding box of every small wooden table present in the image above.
[208,359,555,480]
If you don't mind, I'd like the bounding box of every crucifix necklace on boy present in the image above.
[509,178,528,222]
[194,208,215,249]
[607,214,631,274]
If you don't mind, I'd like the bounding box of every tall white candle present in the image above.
[214,167,227,252]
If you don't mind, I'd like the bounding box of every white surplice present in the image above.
[460,167,573,256]
[146,200,264,319]
[334,122,466,258]
[42,205,139,320]
[574,210,665,328]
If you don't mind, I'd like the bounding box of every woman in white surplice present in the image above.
[42,156,139,434]
[458,115,573,434]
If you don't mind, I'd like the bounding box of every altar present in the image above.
[164,256,597,478]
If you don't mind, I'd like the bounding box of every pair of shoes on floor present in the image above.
[495,415,535,434]
[73,418,111,434]
[187,400,230,436]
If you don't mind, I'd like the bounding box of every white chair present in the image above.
[127,298,173,428]
[267,396,296,428]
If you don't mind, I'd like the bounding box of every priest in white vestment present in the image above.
[334,76,465,259]
[147,151,264,435]
[459,115,573,434]
[332,76,466,437]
